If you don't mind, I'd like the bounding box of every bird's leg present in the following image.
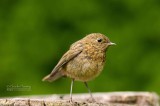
[69,79,74,102]
[84,82,95,102]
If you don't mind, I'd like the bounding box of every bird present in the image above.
[42,33,116,102]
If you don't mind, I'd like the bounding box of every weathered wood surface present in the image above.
[0,92,159,106]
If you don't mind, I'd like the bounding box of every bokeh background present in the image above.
[0,0,160,97]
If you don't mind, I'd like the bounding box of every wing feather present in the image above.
[42,41,83,82]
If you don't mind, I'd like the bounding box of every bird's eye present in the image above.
[97,38,102,42]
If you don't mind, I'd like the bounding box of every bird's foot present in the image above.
[69,98,73,103]
[87,97,96,103]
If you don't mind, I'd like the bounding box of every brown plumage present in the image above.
[42,33,116,102]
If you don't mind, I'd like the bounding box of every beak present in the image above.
[108,42,116,46]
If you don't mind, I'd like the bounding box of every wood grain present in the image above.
[0,92,159,106]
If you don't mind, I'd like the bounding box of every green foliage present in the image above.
[0,0,160,96]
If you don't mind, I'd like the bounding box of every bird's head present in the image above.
[83,33,116,51]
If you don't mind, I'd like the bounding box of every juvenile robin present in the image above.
[42,33,116,102]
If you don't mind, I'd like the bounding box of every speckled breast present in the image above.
[63,49,106,81]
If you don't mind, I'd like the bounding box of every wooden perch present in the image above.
[0,92,159,106]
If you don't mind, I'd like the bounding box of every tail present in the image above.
[42,71,63,82]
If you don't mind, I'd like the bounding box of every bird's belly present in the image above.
[64,57,104,81]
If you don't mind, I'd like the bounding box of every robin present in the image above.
[42,33,116,102]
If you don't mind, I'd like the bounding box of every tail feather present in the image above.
[42,71,62,82]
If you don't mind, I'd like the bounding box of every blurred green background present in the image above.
[0,0,160,97]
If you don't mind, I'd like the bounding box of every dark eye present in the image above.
[97,38,102,42]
